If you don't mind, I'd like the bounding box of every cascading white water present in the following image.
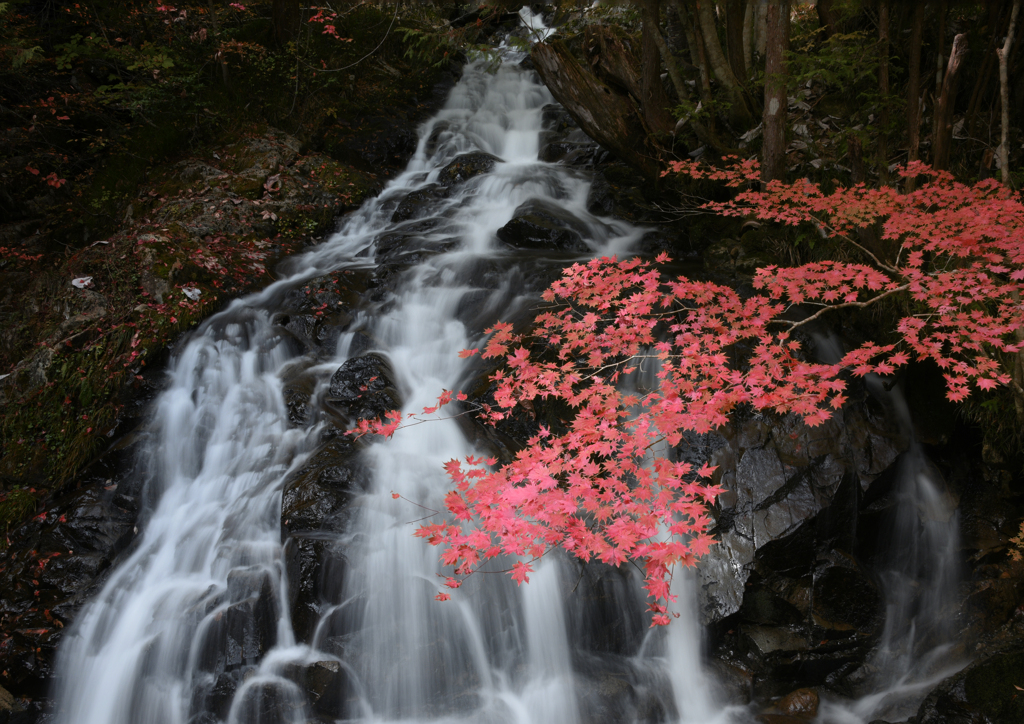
[50,14,723,724]
[818,380,964,724]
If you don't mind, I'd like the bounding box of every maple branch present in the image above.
[776,283,911,331]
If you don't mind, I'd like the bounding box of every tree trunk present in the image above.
[906,0,924,191]
[754,0,767,58]
[640,0,677,136]
[933,33,968,171]
[649,12,741,154]
[817,0,837,39]
[998,0,1021,185]
[964,1,1004,137]
[694,0,742,90]
[273,0,302,47]
[674,0,713,108]
[762,0,789,183]
[877,0,890,183]
[726,0,747,81]
[532,41,662,180]
[932,0,947,152]
[742,0,754,72]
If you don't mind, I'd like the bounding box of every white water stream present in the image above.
[50,16,722,724]
[49,14,964,724]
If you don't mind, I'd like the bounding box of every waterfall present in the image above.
[818,377,964,723]
[49,14,720,724]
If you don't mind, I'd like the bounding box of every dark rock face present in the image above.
[196,570,279,674]
[917,647,1024,723]
[437,152,502,187]
[283,659,349,718]
[694,397,910,701]
[496,199,591,253]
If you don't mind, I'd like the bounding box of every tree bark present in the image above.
[761,0,789,183]
[694,0,742,90]
[742,0,754,72]
[640,0,677,136]
[817,0,837,39]
[726,0,747,81]
[877,0,890,183]
[932,0,947,151]
[673,0,713,107]
[648,12,741,154]
[532,41,662,180]
[933,33,968,171]
[906,0,924,191]
[998,0,1021,185]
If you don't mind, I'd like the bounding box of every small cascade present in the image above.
[819,380,964,723]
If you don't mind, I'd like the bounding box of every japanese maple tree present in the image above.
[356,160,1024,624]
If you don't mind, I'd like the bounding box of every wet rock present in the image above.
[198,570,279,672]
[743,625,810,656]
[190,669,240,722]
[586,164,653,222]
[811,564,881,634]
[917,647,1024,723]
[496,199,590,253]
[282,440,364,535]
[437,152,501,187]
[229,679,305,724]
[326,353,401,424]
[282,437,364,643]
[283,659,349,718]
[276,272,359,360]
[775,687,819,716]
[391,184,450,223]
[0,684,28,724]
[540,141,597,164]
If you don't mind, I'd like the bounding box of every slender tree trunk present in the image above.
[877,0,890,183]
[817,0,836,39]
[726,0,747,81]
[694,0,742,90]
[998,0,1021,185]
[906,1,924,191]
[742,0,754,72]
[674,0,714,108]
[932,0,947,153]
[965,2,1005,138]
[754,0,767,57]
[933,33,968,171]
[640,0,676,136]
[762,0,789,183]
[649,10,735,153]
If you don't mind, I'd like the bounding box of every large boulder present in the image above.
[437,152,502,187]
[496,199,591,253]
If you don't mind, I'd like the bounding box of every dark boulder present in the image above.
[391,184,450,223]
[197,569,279,673]
[283,659,349,718]
[917,647,1024,723]
[326,353,401,424]
[437,152,501,187]
[496,199,590,253]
